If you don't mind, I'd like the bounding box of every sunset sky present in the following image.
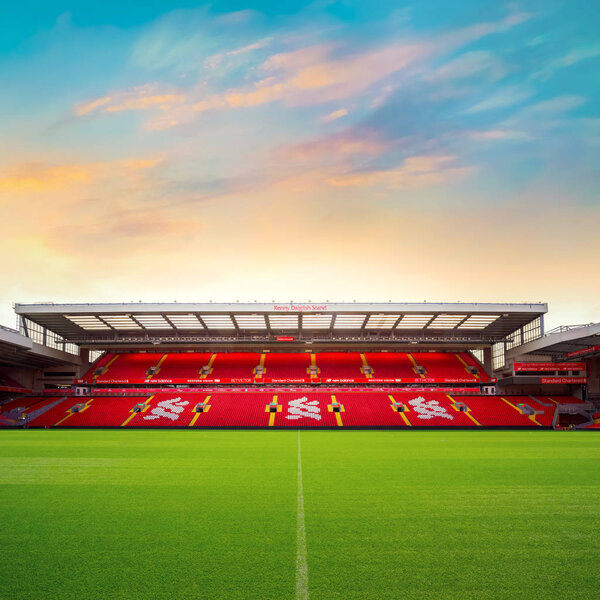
[1,1,599,331]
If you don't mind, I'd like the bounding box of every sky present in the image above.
[1,0,599,331]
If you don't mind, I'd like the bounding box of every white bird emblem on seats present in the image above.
[285,397,322,421]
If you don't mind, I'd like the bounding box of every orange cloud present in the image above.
[104,93,186,113]
[0,156,163,194]
[75,96,113,116]
[74,85,185,117]
[322,108,348,123]
[0,163,90,192]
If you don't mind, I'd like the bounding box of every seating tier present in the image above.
[79,351,491,384]
[25,391,554,429]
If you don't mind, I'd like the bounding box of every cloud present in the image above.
[0,156,163,194]
[516,95,586,116]
[75,96,113,116]
[0,163,90,192]
[54,209,200,241]
[281,131,388,161]
[441,11,532,49]
[104,93,185,114]
[204,38,272,70]
[466,129,530,141]
[499,95,587,133]
[533,43,600,81]
[321,108,348,123]
[75,85,186,116]
[326,155,472,189]
[552,44,600,68]
[194,41,430,112]
[464,86,535,113]
[75,40,430,121]
[429,51,508,82]
[73,8,533,127]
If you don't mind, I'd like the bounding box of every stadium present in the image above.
[2,1,600,598]
[1,300,599,598]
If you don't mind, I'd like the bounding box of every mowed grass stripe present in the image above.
[296,431,309,600]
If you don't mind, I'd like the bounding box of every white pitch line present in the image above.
[296,430,309,600]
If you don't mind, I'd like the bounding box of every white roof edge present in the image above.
[14,301,548,314]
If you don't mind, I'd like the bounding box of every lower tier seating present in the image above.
[544,395,587,405]
[20,390,558,428]
[0,396,46,414]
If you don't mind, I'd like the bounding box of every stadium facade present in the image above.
[1,302,598,429]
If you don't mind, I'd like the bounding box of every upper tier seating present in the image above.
[151,353,212,382]
[206,353,261,381]
[93,353,164,383]
[81,352,118,382]
[459,352,490,382]
[263,352,312,382]
[318,352,365,381]
[28,391,554,429]
[363,352,422,380]
[412,352,480,382]
[79,351,491,384]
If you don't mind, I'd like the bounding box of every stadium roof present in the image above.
[507,322,600,359]
[14,302,547,348]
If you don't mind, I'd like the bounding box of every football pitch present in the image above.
[1,430,598,600]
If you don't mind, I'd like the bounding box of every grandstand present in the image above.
[1,301,597,429]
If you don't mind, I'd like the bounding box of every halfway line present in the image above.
[296,430,309,600]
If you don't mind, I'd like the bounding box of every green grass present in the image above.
[0,430,599,599]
